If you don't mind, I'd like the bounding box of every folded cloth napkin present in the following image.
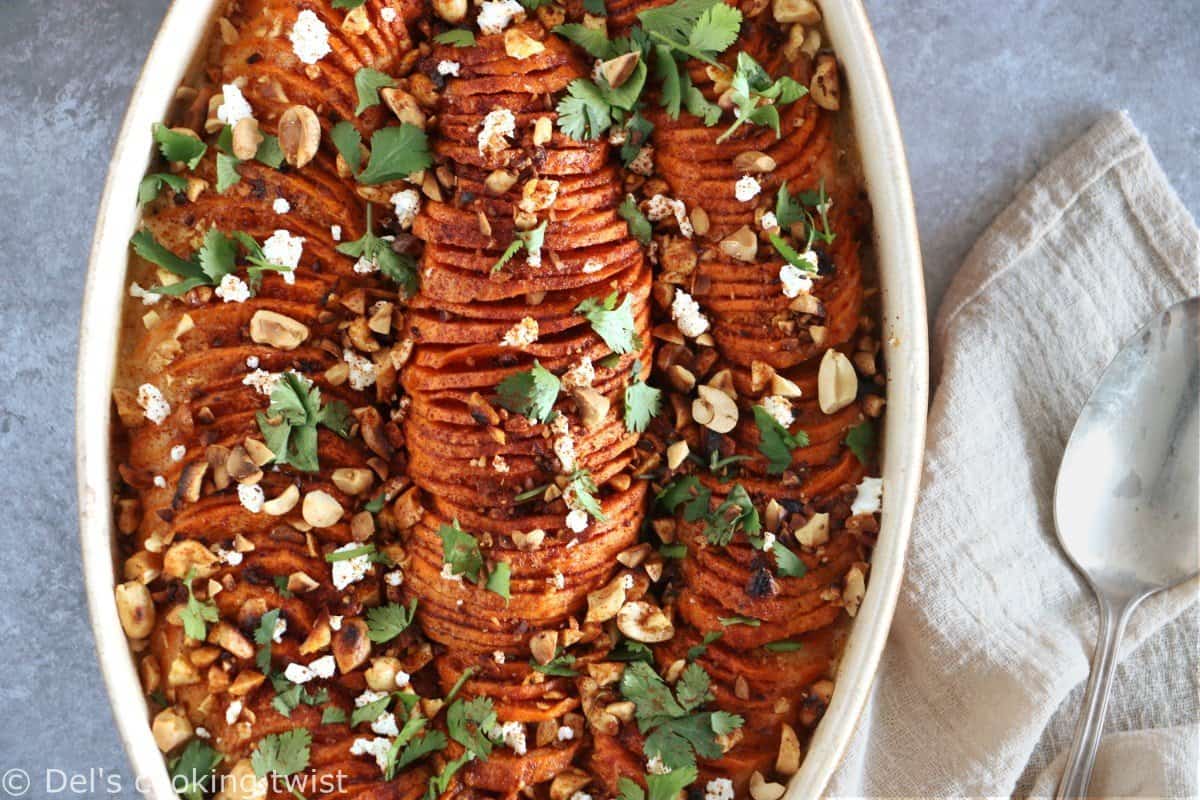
[827,111,1200,798]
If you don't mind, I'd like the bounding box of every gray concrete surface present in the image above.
[0,0,1195,797]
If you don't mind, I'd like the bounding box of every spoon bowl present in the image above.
[1053,296,1200,798]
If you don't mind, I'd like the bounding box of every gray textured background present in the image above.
[0,0,1196,797]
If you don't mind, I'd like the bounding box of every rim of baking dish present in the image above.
[75,2,928,798]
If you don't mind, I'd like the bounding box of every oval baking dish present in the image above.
[79,3,931,796]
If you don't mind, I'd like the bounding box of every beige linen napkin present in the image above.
[827,111,1200,798]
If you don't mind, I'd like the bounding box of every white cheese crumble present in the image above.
[330,225,343,242]
[225,700,243,725]
[272,616,288,643]
[561,358,595,391]
[137,384,170,424]
[581,257,603,274]
[237,483,265,513]
[242,369,282,396]
[356,689,387,707]
[384,569,404,587]
[289,9,332,65]
[440,562,463,582]
[493,650,506,664]
[760,530,776,552]
[556,725,575,741]
[478,108,516,156]
[851,476,884,516]
[564,508,588,534]
[705,778,734,800]
[647,755,669,775]
[670,289,710,338]
[552,416,577,473]
[380,7,398,22]
[170,444,186,462]
[569,793,593,800]
[627,146,654,176]
[621,574,635,590]
[196,727,210,739]
[215,547,244,566]
[272,197,291,214]
[372,713,399,737]
[735,175,762,202]
[329,615,343,631]
[779,262,815,298]
[487,720,527,755]
[761,395,795,427]
[129,283,162,306]
[551,570,565,589]
[500,317,539,347]
[217,83,253,126]
[436,60,461,77]
[330,543,373,590]
[476,0,525,34]
[394,669,411,688]
[350,737,392,773]
[353,255,379,274]
[343,349,378,390]
[246,355,260,368]
[760,210,779,231]
[492,454,510,473]
[153,475,167,489]
[262,229,304,278]
[215,274,250,304]
[390,189,421,229]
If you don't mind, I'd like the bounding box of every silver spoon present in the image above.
[1053,296,1200,798]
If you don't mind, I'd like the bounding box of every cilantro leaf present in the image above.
[197,227,237,284]
[438,519,485,583]
[565,469,606,522]
[215,152,241,193]
[618,195,652,244]
[333,0,366,7]
[138,172,187,204]
[639,0,741,66]
[491,221,548,273]
[624,362,662,433]
[386,717,447,777]
[179,568,219,641]
[764,640,804,653]
[576,292,639,354]
[773,540,808,578]
[846,421,877,464]
[434,28,476,47]
[686,1,740,54]
[169,740,222,800]
[331,121,363,174]
[251,729,311,777]
[425,751,475,800]
[354,67,397,115]
[253,608,282,673]
[583,0,607,14]
[719,615,760,627]
[556,79,616,141]
[255,134,285,168]
[337,205,420,296]
[686,630,722,661]
[256,372,353,472]
[770,232,819,273]
[752,405,809,475]
[152,123,207,169]
[321,706,347,724]
[352,695,393,728]
[553,23,618,59]
[531,649,578,676]
[359,124,432,185]
[447,696,497,758]
[129,229,207,293]
[367,599,419,643]
[485,561,512,600]
[704,483,760,545]
[495,362,561,423]
[774,180,806,230]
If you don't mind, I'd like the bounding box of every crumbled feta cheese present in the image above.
[170,444,186,462]
[498,316,539,349]
[565,508,588,533]
[238,483,265,513]
[556,725,575,741]
[246,355,260,368]
[330,225,343,242]
[761,530,777,552]
[289,9,331,64]
[760,211,779,231]
[217,83,253,126]
[441,562,463,582]
[627,146,654,176]
[493,650,506,664]
[215,547,244,566]
[309,655,336,678]
[350,737,392,773]
[647,755,669,775]
[851,476,884,516]
[129,282,161,305]
[621,574,635,590]
[581,257,603,274]
[492,455,510,473]
[272,197,291,214]
[137,384,171,424]
[437,60,461,77]
[225,700,243,725]
[551,570,565,589]
[705,778,734,800]
[195,727,211,739]
[284,662,315,684]
[390,189,421,229]
[478,108,516,156]
[353,255,379,275]
[380,7,398,22]
[554,431,577,473]
[262,229,304,274]
[384,569,404,586]
[328,615,343,631]
[569,793,592,800]
[779,262,815,298]
[670,289,710,338]
[735,175,762,202]
[242,369,282,396]
[153,475,167,489]
[761,394,795,427]
[330,543,372,590]
[394,670,411,688]
[476,0,524,34]
[273,616,288,643]
[561,358,595,392]
[488,721,527,755]
[372,713,399,737]
[214,273,250,303]
[643,194,693,238]
[343,349,377,390]
[356,689,389,708]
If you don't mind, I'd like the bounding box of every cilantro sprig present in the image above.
[491,221,548,274]
[716,52,808,143]
[169,740,222,800]
[354,67,396,115]
[704,483,760,546]
[256,372,353,473]
[367,599,419,643]
[251,729,311,778]
[336,204,420,296]
[437,520,511,598]
[179,568,218,641]
[330,121,432,185]
[496,362,561,423]
[624,360,662,433]
[576,292,640,354]
[752,406,809,475]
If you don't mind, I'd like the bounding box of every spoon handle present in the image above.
[1055,594,1139,799]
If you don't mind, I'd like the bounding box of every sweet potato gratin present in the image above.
[110,0,885,798]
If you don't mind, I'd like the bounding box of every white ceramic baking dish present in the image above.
[76,2,928,797]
